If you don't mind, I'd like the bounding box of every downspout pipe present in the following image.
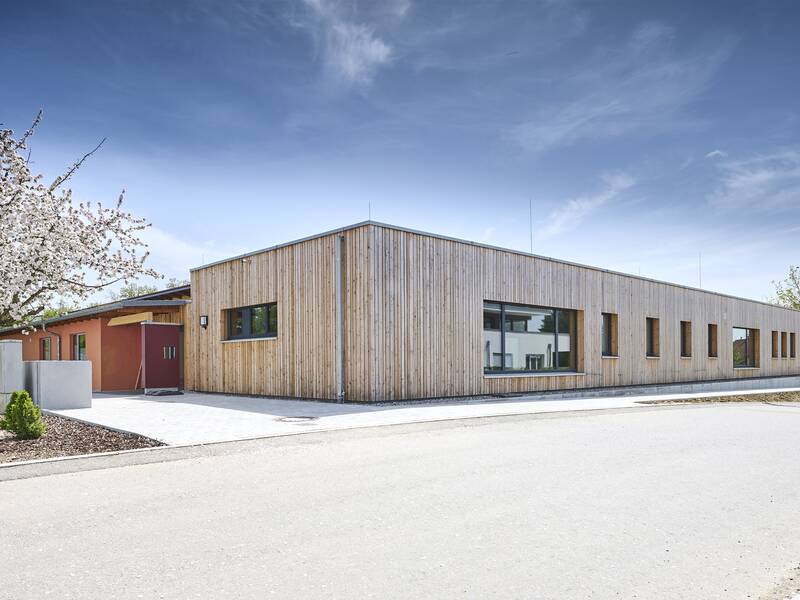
[335,234,345,403]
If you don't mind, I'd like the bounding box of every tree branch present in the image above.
[13,110,43,150]
[49,137,107,192]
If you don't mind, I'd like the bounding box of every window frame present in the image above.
[601,312,618,357]
[732,326,758,368]
[40,337,52,361]
[781,331,788,358]
[680,320,692,358]
[772,330,780,359]
[707,323,718,358]
[226,303,278,340]
[482,301,578,374]
[71,333,87,361]
[791,332,797,359]
[645,317,660,358]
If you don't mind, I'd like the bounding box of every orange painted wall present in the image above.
[99,319,142,391]
[0,312,179,392]
[0,320,103,390]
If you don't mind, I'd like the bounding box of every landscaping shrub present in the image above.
[1,391,46,439]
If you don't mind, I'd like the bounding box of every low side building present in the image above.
[0,286,189,392]
[185,222,800,402]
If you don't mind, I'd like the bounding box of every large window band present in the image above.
[483,301,576,374]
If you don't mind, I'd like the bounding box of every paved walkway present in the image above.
[50,386,800,445]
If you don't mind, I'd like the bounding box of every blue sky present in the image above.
[3,0,799,301]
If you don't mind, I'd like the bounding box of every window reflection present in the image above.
[733,327,756,367]
[483,301,577,373]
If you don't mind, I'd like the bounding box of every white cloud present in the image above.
[325,21,391,83]
[709,150,800,211]
[139,226,244,280]
[705,149,727,159]
[77,226,244,305]
[300,0,394,85]
[509,22,736,153]
[539,172,635,238]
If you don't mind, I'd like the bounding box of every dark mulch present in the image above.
[637,391,800,405]
[0,414,163,464]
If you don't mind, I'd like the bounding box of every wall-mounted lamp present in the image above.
[199,315,208,329]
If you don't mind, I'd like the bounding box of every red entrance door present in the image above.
[141,323,182,391]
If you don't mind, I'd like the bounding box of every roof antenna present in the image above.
[368,201,372,221]
[698,252,702,288]
[529,197,533,253]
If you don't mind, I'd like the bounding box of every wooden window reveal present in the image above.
[733,327,759,368]
[646,317,660,358]
[680,321,692,358]
[601,312,618,357]
[707,324,718,358]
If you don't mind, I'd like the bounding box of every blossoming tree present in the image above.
[0,112,159,327]
[773,266,800,309]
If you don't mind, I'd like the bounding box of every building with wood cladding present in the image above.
[0,286,189,392]
[185,221,800,402]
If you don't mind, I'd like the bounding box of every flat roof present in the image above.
[190,221,796,313]
[0,285,191,335]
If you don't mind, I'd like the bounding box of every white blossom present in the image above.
[0,112,159,327]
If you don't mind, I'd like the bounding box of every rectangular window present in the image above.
[781,331,788,358]
[601,312,618,357]
[226,303,277,340]
[772,331,779,358]
[40,337,51,360]
[791,333,797,359]
[733,327,758,368]
[71,333,86,360]
[707,324,718,358]
[646,317,660,358]
[482,301,577,373]
[680,321,692,358]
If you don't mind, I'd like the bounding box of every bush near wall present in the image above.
[0,390,46,439]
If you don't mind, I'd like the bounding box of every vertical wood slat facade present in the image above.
[185,223,800,402]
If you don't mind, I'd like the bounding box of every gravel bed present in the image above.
[0,414,163,464]
[637,391,800,405]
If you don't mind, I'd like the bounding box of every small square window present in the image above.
[601,312,618,357]
[680,321,692,358]
[646,317,660,358]
[707,324,718,358]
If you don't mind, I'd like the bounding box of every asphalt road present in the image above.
[2,403,800,599]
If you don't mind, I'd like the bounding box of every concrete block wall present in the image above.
[0,340,24,408]
[24,361,92,409]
